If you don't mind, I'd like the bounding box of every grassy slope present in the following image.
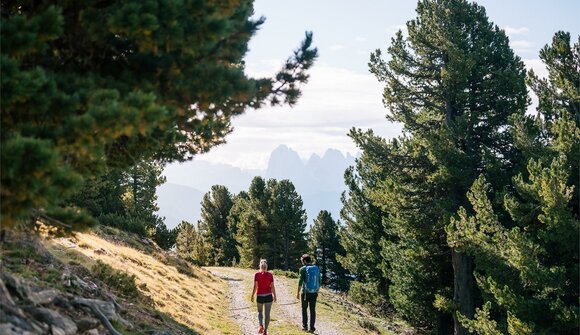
[44,228,240,335]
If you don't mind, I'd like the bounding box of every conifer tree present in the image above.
[198,185,236,266]
[338,131,392,299]
[0,1,317,229]
[269,179,308,270]
[309,210,346,289]
[233,177,270,268]
[124,160,166,233]
[447,31,580,335]
[175,221,208,265]
[235,200,267,268]
[232,177,308,270]
[367,0,528,332]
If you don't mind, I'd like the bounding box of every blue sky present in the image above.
[169,0,580,171]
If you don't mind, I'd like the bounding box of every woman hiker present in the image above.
[251,259,277,335]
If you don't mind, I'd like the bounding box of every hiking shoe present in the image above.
[258,325,264,333]
[263,331,268,335]
[308,329,315,333]
[302,326,308,332]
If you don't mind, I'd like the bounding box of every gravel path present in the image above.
[207,267,257,335]
[272,273,343,335]
[207,267,343,335]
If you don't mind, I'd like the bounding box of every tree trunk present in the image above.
[452,249,475,335]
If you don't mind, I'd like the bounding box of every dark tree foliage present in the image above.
[69,159,172,248]
[338,129,391,304]
[234,193,267,269]
[447,32,580,335]
[355,0,528,332]
[198,185,236,266]
[0,0,317,229]
[269,179,308,271]
[308,210,347,290]
[233,177,307,270]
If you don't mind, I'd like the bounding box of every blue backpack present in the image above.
[304,265,320,293]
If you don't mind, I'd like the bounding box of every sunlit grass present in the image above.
[46,232,240,335]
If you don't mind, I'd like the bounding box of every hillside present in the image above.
[1,227,413,335]
[1,227,238,335]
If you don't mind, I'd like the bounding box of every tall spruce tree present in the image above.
[269,179,308,271]
[309,210,346,289]
[337,129,392,314]
[198,185,236,266]
[367,0,528,332]
[175,220,208,266]
[447,32,580,335]
[0,1,317,229]
[234,177,271,268]
[124,160,166,233]
[235,199,267,268]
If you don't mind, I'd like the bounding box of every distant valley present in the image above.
[156,145,356,229]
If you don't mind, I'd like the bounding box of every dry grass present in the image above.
[46,232,240,335]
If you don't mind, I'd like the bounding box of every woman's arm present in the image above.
[271,281,277,302]
[251,280,257,302]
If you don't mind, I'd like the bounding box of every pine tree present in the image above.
[231,177,308,270]
[269,179,308,271]
[233,177,271,268]
[198,185,236,266]
[447,31,580,335]
[235,199,267,268]
[308,210,346,289]
[367,0,528,332]
[0,1,317,229]
[124,160,166,233]
[69,159,168,238]
[175,221,208,265]
[338,129,391,297]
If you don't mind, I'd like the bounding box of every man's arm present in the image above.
[296,267,304,299]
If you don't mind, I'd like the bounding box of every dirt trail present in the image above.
[207,267,343,335]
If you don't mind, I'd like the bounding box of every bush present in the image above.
[91,260,139,298]
[272,269,299,278]
[357,319,379,332]
[348,281,389,316]
[97,213,148,237]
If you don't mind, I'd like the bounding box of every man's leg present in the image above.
[264,302,272,330]
[309,293,318,331]
[301,293,308,330]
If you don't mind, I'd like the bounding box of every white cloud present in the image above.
[355,36,367,43]
[524,58,548,79]
[194,64,401,169]
[502,26,529,35]
[329,44,345,51]
[511,40,534,52]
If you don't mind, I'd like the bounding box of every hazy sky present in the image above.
[180,0,580,170]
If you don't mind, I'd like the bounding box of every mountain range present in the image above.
[156,145,357,229]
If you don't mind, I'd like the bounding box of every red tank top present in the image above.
[254,271,274,295]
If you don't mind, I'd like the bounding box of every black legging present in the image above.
[301,292,318,330]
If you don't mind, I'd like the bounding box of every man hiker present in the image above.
[296,254,321,333]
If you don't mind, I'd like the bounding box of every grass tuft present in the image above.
[91,260,139,298]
